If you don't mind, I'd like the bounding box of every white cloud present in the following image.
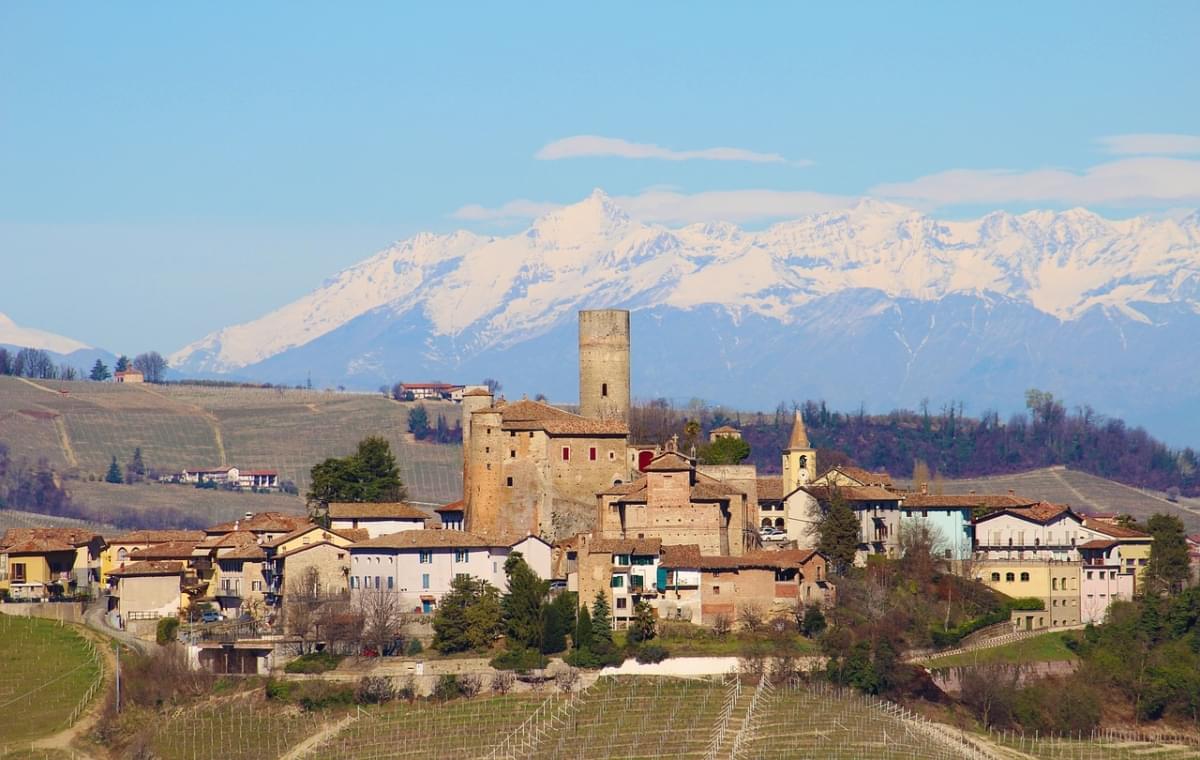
[536,135,810,166]
[871,158,1200,206]
[449,199,563,222]
[450,189,854,227]
[1097,133,1200,156]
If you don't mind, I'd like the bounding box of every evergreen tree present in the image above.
[127,447,146,482]
[539,602,567,654]
[591,592,614,651]
[628,600,657,644]
[105,456,123,484]
[408,405,430,440]
[88,360,111,382]
[501,552,548,650]
[1145,513,1190,595]
[306,436,407,510]
[114,355,130,372]
[801,605,827,637]
[574,604,594,651]
[816,490,860,576]
[434,575,502,653]
[463,581,503,650]
[697,436,751,465]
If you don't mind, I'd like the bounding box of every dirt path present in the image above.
[278,712,359,760]
[29,623,116,758]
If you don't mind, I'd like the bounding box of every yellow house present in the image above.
[974,559,1081,629]
[0,529,106,600]
[101,529,206,583]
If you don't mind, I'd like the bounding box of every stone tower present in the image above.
[578,309,630,424]
[781,410,817,494]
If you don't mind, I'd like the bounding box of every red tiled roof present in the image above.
[825,465,893,488]
[757,477,785,501]
[903,493,1037,509]
[486,399,628,436]
[1078,539,1118,550]
[276,540,350,560]
[975,501,1079,526]
[0,528,102,551]
[328,502,429,520]
[643,451,694,472]
[108,530,206,545]
[350,529,501,550]
[196,531,259,550]
[3,539,76,553]
[589,537,663,556]
[206,512,308,535]
[799,485,900,502]
[1083,519,1152,539]
[221,543,266,560]
[434,500,465,513]
[109,560,184,577]
[130,541,201,560]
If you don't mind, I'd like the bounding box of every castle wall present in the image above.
[578,310,630,424]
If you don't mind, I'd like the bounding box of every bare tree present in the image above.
[284,567,323,652]
[132,351,169,383]
[737,603,765,633]
[358,586,405,655]
[491,670,515,695]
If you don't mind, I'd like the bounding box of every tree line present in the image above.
[628,391,1200,497]
[0,347,169,383]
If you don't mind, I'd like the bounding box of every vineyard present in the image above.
[0,616,104,754]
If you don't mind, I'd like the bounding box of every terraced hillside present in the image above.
[0,377,464,513]
[917,466,1200,531]
[0,507,114,534]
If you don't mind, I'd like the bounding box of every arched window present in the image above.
[799,455,807,468]
[1005,572,1015,582]
[775,518,785,529]
[117,548,128,561]
[762,518,772,528]
[1020,572,1030,582]
[1052,577,1058,590]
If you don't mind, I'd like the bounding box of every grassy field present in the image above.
[0,616,103,750]
[0,377,465,525]
[923,632,1078,669]
[921,466,1200,531]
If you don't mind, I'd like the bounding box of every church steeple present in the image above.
[781,410,816,494]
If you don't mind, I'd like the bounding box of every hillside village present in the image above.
[2,309,1199,759]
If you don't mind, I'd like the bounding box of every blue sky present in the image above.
[1,2,1198,353]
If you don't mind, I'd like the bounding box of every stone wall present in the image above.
[578,309,630,424]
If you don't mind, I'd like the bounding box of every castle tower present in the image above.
[781,410,817,494]
[578,309,630,424]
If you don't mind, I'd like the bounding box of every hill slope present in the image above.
[169,192,1200,445]
[0,377,463,514]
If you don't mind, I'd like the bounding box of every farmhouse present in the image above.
[114,368,144,383]
[398,382,465,401]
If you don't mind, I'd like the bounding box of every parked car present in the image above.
[200,610,221,624]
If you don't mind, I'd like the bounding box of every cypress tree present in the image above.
[574,604,593,651]
[501,552,547,650]
[105,456,123,484]
[591,591,614,651]
[817,490,860,575]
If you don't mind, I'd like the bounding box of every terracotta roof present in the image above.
[589,537,663,556]
[826,466,893,488]
[787,410,810,450]
[660,545,821,571]
[220,543,266,560]
[757,477,785,501]
[3,539,76,553]
[799,485,901,502]
[975,501,1078,526]
[206,512,308,535]
[643,451,694,472]
[262,523,365,549]
[130,541,201,560]
[109,560,184,577]
[691,479,742,500]
[1078,539,1119,550]
[434,500,465,513]
[0,528,102,550]
[328,502,429,520]
[462,388,493,397]
[738,549,819,570]
[659,544,703,568]
[196,531,259,550]
[108,530,206,545]
[710,425,740,434]
[903,493,1036,509]
[599,480,647,497]
[1083,519,1151,539]
[337,528,370,542]
[486,399,628,436]
[350,529,501,550]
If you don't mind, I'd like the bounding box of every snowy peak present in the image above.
[170,192,1200,375]
[0,312,91,354]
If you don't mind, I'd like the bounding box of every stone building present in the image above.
[595,445,755,557]
[462,310,633,541]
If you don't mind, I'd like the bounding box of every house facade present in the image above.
[899,492,1035,561]
[107,560,186,622]
[328,502,429,538]
[101,529,206,583]
[0,528,106,600]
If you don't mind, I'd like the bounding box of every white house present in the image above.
[328,502,429,538]
[181,466,240,485]
[974,502,1086,561]
[348,530,551,614]
[1078,539,1136,624]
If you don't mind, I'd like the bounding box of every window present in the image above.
[337,553,345,560]
[1086,571,1093,580]
[374,576,381,589]
[1020,572,1030,582]
[609,451,616,460]
[456,573,469,582]
[611,575,624,588]
[387,576,394,590]
[712,585,720,595]
[601,382,608,397]
[589,447,597,461]
[1052,578,1058,590]
[454,549,468,563]
[251,580,263,591]
[562,446,570,461]
[775,518,785,529]
[1005,572,1015,582]
[510,450,516,458]
[615,597,626,609]
[419,550,433,564]
[350,576,358,589]
[1139,559,1148,566]
[117,547,128,561]
[421,573,430,590]
[506,477,513,488]
[615,554,630,565]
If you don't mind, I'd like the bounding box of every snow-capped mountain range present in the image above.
[170,190,1200,445]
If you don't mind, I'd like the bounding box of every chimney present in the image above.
[969,490,976,495]
[920,482,928,495]
[233,520,239,531]
[1008,489,1015,496]
[244,512,253,520]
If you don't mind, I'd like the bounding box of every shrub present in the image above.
[564,647,624,669]
[265,679,296,701]
[555,666,580,693]
[459,673,483,698]
[635,644,669,664]
[738,604,765,633]
[713,614,732,636]
[405,638,424,656]
[284,651,345,674]
[490,647,548,673]
[397,674,418,701]
[355,676,395,704]
[296,681,355,711]
[432,674,463,701]
[155,617,179,645]
[491,670,516,695]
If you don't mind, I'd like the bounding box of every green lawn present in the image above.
[0,616,103,747]
[924,632,1077,669]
